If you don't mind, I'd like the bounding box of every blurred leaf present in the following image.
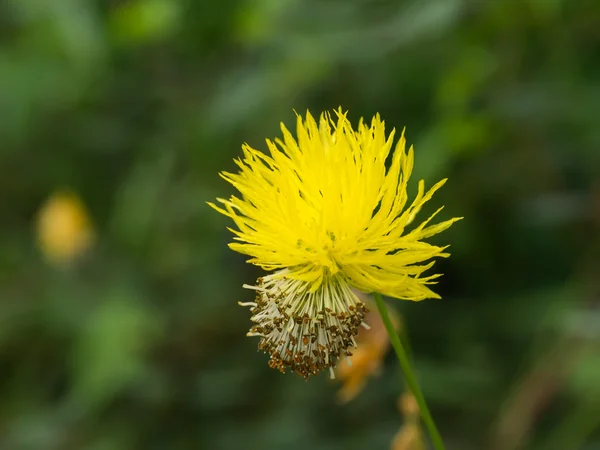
[110,0,181,45]
[568,347,600,398]
[436,46,497,110]
[110,152,175,251]
[234,0,295,44]
[537,398,600,450]
[71,288,163,409]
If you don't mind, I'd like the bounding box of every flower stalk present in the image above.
[373,292,445,450]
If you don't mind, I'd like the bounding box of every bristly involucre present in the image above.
[209,108,462,378]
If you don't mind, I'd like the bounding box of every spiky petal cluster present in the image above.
[209,109,461,377]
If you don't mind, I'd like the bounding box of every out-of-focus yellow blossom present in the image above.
[335,295,401,403]
[390,392,425,450]
[398,391,420,419]
[37,191,94,265]
[209,108,461,378]
[390,422,426,450]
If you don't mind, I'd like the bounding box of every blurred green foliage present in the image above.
[1,0,599,449]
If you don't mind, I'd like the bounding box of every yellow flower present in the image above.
[209,108,461,378]
[390,422,426,450]
[335,295,401,403]
[398,391,420,420]
[390,393,425,450]
[37,191,95,265]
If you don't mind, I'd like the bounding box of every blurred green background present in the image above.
[1,0,600,449]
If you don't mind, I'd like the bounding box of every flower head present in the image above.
[209,108,461,378]
[37,190,95,266]
[390,393,425,450]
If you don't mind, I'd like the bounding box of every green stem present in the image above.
[373,292,445,450]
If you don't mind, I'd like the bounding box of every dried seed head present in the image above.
[241,270,369,379]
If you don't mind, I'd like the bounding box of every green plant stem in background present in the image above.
[373,292,446,450]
